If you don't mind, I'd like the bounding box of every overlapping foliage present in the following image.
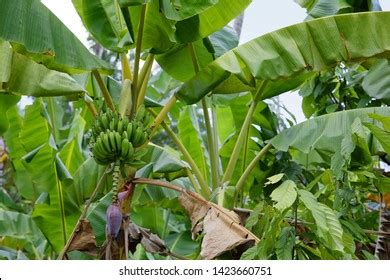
[1,0,389,260]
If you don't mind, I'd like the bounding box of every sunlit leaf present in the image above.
[270,180,297,211]
[0,0,111,73]
[177,12,390,104]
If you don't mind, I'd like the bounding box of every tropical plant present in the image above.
[0,0,389,260]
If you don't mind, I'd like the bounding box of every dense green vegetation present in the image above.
[0,0,389,260]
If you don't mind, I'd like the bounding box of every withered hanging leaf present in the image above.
[67,219,97,255]
[128,222,169,256]
[233,207,252,225]
[178,191,209,239]
[202,208,256,259]
[179,191,258,259]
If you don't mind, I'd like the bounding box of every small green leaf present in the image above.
[298,189,344,252]
[276,227,295,260]
[270,180,297,211]
[265,173,285,186]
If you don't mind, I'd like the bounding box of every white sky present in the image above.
[42,0,390,123]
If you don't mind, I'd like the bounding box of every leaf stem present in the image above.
[222,100,258,184]
[58,166,109,260]
[186,168,202,194]
[136,54,154,108]
[120,53,132,81]
[132,4,147,114]
[83,93,98,118]
[92,70,115,112]
[150,95,177,136]
[160,120,211,199]
[188,43,200,73]
[136,54,154,93]
[188,42,220,190]
[234,143,272,195]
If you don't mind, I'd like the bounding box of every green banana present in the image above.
[143,112,152,126]
[126,122,133,141]
[114,132,122,154]
[109,119,116,131]
[108,131,117,152]
[140,131,149,146]
[93,138,106,156]
[120,138,130,159]
[100,114,109,130]
[122,131,129,141]
[117,119,124,134]
[132,126,144,147]
[131,122,140,140]
[102,133,112,153]
[122,118,129,131]
[125,142,134,161]
[135,104,146,122]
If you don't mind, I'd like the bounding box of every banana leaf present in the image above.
[0,41,86,98]
[72,0,132,52]
[176,12,390,105]
[269,107,390,154]
[0,0,111,73]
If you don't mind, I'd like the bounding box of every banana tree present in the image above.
[1,0,390,260]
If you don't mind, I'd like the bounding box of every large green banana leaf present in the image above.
[72,0,132,52]
[362,59,390,100]
[0,210,47,259]
[87,0,249,53]
[159,0,218,21]
[174,0,251,43]
[156,26,239,81]
[0,0,111,73]
[0,41,86,97]
[176,12,390,105]
[269,107,390,154]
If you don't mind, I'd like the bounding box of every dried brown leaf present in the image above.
[201,208,255,259]
[67,219,97,255]
[179,191,258,259]
[128,222,169,256]
[179,191,209,238]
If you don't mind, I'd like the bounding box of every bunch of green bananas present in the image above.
[90,105,151,165]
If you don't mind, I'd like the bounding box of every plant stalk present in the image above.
[131,4,147,114]
[234,143,272,194]
[160,120,210,199]
[83,95,98,118]
[92,70,115,112]
[188,42,220,190]
[202,99,219,190]
[58,166,109,260]
[186,168,202,194]
[120,53,132,81]
[222,100,258,184]
[238,116,251,206]
[150,95,177,135]
[136,54,154,93]
[136,55,154,108]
